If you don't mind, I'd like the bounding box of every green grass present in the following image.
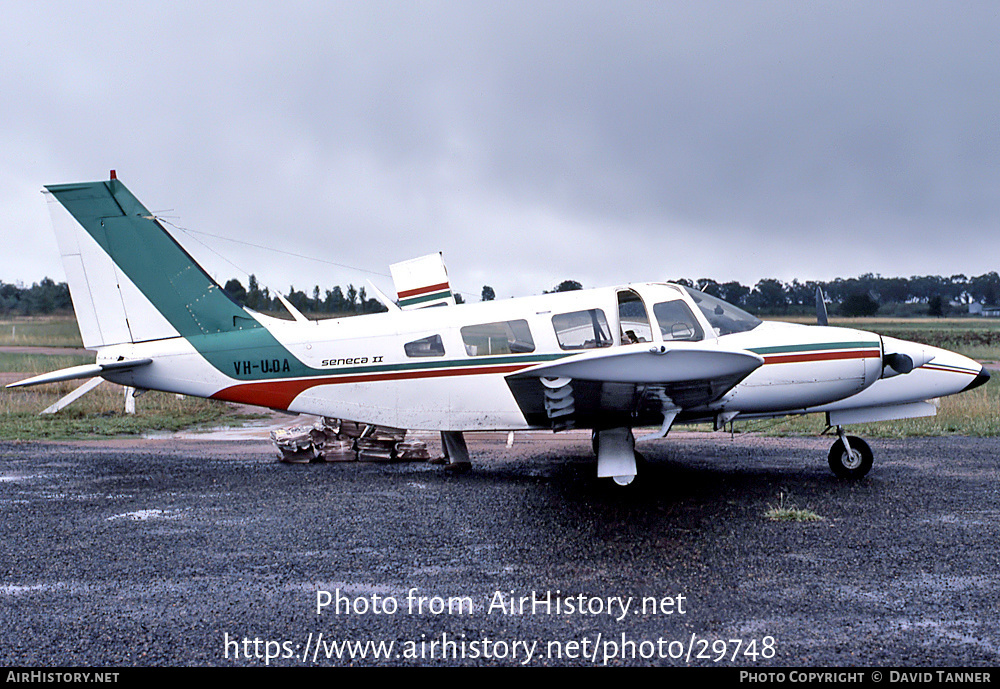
[0,317,262,439]
[0,402,256,440]
[1,386,264,440]
[0,352,93,372]
[0,315,83,347]
[764,493,824,522]
[0,350,264,440]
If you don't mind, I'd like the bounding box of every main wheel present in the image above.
[828,435,873,479]
[609,451,645,486]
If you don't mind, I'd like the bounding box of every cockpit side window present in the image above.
[617,290,652,344]
[461,320,535,356]
[552,309,613,350]
[653,300,704,341]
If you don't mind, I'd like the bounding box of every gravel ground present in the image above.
[1,431,998,667]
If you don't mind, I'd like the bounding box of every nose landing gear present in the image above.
[828,427,873,479]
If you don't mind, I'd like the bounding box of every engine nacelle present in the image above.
[880,336,935,378]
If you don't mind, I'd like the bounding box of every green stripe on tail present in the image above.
[46,179,316,383]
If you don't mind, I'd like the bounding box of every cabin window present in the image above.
[404,334,445,357]
[552,309,613,350]
[653,300,704,341]
[617,290,652,344]
[461,320,535,356]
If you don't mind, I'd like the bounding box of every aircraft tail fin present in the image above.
[389,253,457,309]
[45,174,259,349]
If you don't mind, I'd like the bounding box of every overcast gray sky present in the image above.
[3,1,998,301]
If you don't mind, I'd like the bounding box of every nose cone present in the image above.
[963,366,991,392]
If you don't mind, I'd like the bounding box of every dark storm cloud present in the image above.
[3,2,998,298]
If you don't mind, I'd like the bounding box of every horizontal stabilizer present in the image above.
[6,358,153,388]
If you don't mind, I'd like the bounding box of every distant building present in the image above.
[969,301,1000,317]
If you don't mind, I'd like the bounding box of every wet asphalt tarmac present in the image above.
[1,431,998,667]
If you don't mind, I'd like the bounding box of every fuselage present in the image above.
[99,282,988,432]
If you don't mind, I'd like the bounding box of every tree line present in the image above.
[525,273,1000,317]
[3,271,999,318]
[666,273,1000,316]
[221,275,389,315]
[0,278,73,316]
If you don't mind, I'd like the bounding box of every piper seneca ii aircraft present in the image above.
[11,174,990,485]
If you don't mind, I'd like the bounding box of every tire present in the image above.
[828,435,873,479]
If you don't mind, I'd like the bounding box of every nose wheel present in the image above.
[828,430,873,479]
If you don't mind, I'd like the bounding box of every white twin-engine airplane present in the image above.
[11,175,990,485]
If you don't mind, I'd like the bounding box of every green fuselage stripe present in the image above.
[324,352,565,376]
[749,341,879,355]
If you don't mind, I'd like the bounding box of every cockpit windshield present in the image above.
[683,287,762,336]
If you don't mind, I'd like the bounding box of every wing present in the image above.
[505,344,763,429]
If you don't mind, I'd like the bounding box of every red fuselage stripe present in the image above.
[762,349,881,365]
[211,363,530,409]
[922,363,978,376]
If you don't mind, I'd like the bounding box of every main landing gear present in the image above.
[827,426,873,479]
[593,428,644,486]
